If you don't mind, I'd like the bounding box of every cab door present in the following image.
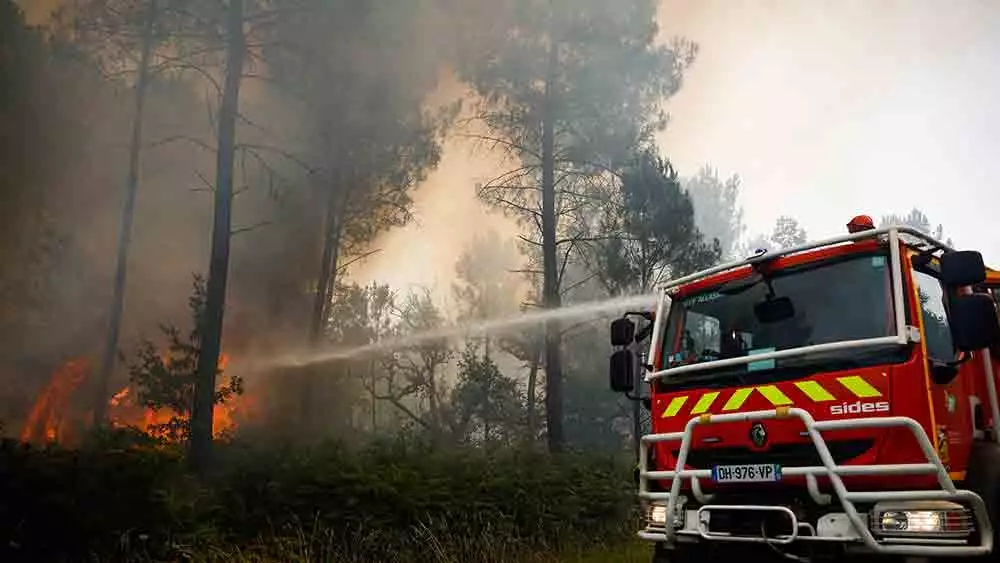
[910,256,974,475]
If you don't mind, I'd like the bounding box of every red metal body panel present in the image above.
[645,239,979,493]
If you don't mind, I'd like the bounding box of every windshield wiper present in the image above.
[658,344,906,391]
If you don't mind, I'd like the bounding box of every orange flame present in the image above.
[21,351,253,446]
[20,358,91,444]
[106,351,251,440]
[109,386,130,407]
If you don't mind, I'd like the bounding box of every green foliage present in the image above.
[450,344,525,445]
[0,440,637,563]
[561,324,634,452]
[461,0,699,290]
[127,275,243,441]
[263,0,453,258]
[458,0,693,166]
[0,437,189,562]
[591,148,721,294]
[326,281,397,347]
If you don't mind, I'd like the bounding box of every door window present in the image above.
[912,269,953,361]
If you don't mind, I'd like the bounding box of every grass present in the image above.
[1,435,644,563]
[123,536,653,563]
[557,540,652,563]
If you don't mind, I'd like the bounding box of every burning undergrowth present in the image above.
[18,352,258,447]
[17,275,259,448]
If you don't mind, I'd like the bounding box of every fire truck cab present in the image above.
[609,219,1000,562]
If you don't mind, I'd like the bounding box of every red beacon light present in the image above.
[847,214,875,234]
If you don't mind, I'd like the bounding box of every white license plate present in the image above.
[711,463,782,483]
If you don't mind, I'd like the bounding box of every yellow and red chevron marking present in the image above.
[660,375,883,418]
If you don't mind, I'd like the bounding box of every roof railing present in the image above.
[657,225,955,294]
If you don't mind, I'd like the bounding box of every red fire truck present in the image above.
[609,217,1000,562]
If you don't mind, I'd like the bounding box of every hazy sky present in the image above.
[22,0,1000,301]
[657,0,1000,262]
[362,0,1000,303]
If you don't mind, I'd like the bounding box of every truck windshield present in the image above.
[661,251,895,380]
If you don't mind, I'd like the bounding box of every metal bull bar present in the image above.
[637,407,994,557]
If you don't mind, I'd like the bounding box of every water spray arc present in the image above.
[275,292,660,367]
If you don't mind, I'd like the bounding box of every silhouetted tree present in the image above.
[126,275,242,442]
[590,149,720,295]
[374,290,453,441]
[325,281,397,433]
[684,165,745,260]
[455,0,696,453]
[770,215,808,250]
[452,230,525,355]
[449,344,524,445]
[880,208,953,246]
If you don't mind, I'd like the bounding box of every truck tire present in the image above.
[963,441,1000,561]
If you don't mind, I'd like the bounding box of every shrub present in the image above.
[0,436,638,562]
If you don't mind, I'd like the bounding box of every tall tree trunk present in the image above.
[189,0,245,473]
[540,40,564,453]
[367,358,377,432]
[93,0,158,426]
[525,335,541,445]
[428,367,441,432]
[308,183,343,345]
[302,184,344,428]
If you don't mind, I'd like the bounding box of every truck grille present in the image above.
[674,438,874,468]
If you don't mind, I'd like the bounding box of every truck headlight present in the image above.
[879,510,940,533]
[649,504,668,526]
[872,501,974,538]
[647,496,686,529]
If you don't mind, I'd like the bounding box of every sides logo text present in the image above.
[830,400,890,416]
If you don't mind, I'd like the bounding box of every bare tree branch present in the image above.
[518,234,542,247]
[237,143,316,174]
[556,239,578,289]
[457,133,541,161]
[561,271,600,295]
[150,56,223,96]
[478,192,542,218]
[231,220,273,236]
[193,170,214,191]
[336,249,382,274]
[147,135,217,153]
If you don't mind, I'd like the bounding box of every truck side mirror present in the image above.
[948,293,1000,352]
[610,349,634,393]
[611,317,636,347]
[940,251,987,288]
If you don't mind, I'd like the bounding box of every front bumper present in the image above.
[636,407,994,557]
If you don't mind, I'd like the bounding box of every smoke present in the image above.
[1,0,530,438]
[0,8,223,430]
[348,72,524,310]
[17,0,59,25]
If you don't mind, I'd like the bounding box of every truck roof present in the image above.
[656,225,984,296]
